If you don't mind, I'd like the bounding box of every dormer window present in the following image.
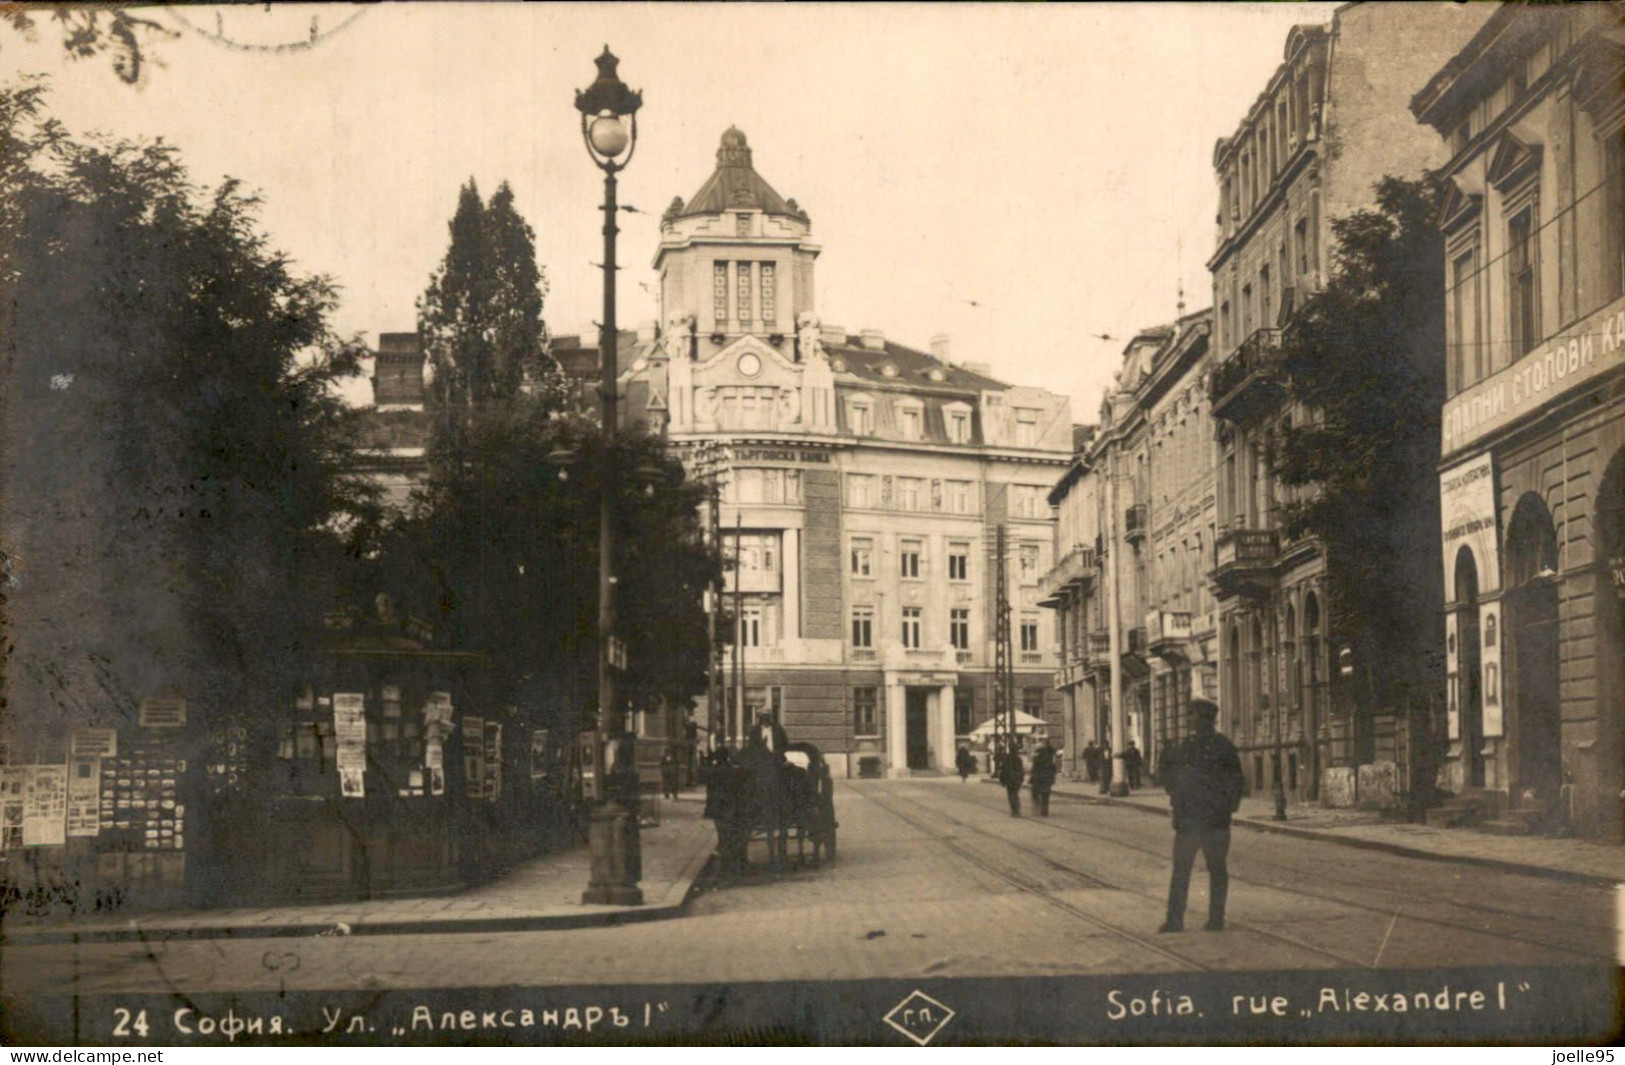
[944,402,972,444]
[897,399,923,441]
[880,364,899,378]
[1015,407,1039,448]
[736,212,751,236]
[847,395,874,436]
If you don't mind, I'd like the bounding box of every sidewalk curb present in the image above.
[1047,784,1621,888]
[3,828,719,947]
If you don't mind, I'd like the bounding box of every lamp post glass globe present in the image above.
[588,112,629,158]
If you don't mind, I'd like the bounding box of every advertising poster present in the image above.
[425,738,445,797]
[462,715,484,800]
[70,728,118,759]
[0,766,26,851]
[22,764,68,847]
[484,722,503,802]
[66,756,101,837]
[333,692,367,798]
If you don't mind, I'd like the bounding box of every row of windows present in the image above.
[1217,207,1319,354]
[844,395,975,443]
[1447,129,1625,397]
[1219,57,1322,242]
[850,685,1048,736]
[848,537,1044,584]
[714,261,776,327]
[844,473,977,513]
[849,606,1040,653]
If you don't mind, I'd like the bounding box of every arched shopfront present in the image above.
[1453,547,1485,789]
[1504,492,1561,801]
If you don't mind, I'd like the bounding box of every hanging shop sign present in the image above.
[66,756,101,837]
[333,692,367,798]
[22,764,68,847]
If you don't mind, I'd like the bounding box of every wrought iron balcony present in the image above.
[1212,526,1280,599]
[1036,545,1098,606]
[1124,504,1148,544]
[1210,327,1285,423]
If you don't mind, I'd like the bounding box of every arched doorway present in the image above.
[1593,448,1625,837]
[1505,492,1561,801]
[1454,547,1485,789]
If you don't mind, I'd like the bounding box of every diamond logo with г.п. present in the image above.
[883,989,955,1046]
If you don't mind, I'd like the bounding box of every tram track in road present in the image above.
[921,780,1617,966]
[847,780,1209,972]
[854,780,1379,972]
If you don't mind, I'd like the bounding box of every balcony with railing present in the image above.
[1036,545,1098,607]
[1124,504,1148,544]
[1212,526,1279,598]
[1210,327,1285,423]
[1146,609,1193,659]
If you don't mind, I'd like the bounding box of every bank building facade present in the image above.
[625,129,1072,778]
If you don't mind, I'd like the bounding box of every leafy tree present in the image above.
[0,80,376,754]
[2,6,174,85]
[388,406,718,737]
[1270,174,1447,767]
[418,179,559,432]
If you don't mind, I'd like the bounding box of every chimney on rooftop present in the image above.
[637,319,658,346]
[860,328,886,351]
[930,333,951,364]
[961,360,992,377]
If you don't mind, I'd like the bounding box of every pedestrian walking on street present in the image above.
[1098,742,1113,795]
[1159,698,1244,933]
[1125,740,1143,790]
[1082,740,1101,783]
[660,749,680,800]
[956,745,976,782]
[1030,741,1057,817]
[998,747,1026,816]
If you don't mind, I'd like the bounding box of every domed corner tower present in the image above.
[655,128,821,362]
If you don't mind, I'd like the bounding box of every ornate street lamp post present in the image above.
[576,46,644,906]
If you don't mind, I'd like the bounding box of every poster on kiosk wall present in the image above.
[333,692,367,798]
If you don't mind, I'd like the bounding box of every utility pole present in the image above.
[992,524,1016,765]
[733,513,744,748]
[1106,446,1129,797]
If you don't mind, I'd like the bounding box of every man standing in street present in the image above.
[1160,698,1243,933]
[998,745,1026,816]
[1125,740,1143,790]
[1030,740,1057,817]
[1082,740,1100,783]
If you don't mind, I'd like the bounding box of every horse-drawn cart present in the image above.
[702,741,837,874]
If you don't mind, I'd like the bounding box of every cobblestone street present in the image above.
[3,779,1615,1001]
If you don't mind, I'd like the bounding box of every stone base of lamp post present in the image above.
[581,800,644,906]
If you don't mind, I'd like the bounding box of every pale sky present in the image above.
[5,2,1347,418]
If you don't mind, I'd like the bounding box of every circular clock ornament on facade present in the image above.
[738,352,762,377]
